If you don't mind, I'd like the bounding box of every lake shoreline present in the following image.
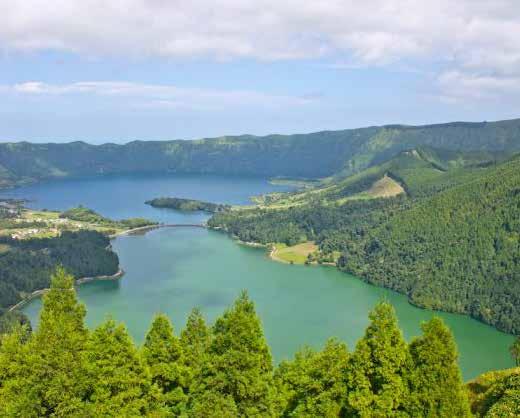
[212,228,334,267]
[7,223,208,313]
[8,268,125,313]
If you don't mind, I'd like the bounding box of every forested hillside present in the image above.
[0,268,485,416]
[211,154,520,334]
[1,118,520,188]
[341,155,520,333]
[0,230,119,314]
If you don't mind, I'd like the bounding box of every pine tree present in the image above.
[142,313,189,415]
[509,337,520,366]
[83,319,152,416]
[181,308,211,368]
[275,338,350,417]
[406,317,471,417]
[0,325,35,416]
[180,307,211,398]
[346,301,410,417]
[189,391,239,418]
[0,267,89,416]
[194,291,276,417]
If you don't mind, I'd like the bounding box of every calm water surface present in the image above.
[7,174,514,380]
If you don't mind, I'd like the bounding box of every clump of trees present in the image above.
[0,268,486,416]
[60,205,157,229]
[145,197,230,213]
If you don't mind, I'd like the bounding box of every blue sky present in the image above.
[1,1,519,143]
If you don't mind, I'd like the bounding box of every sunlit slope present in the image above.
[254,146,506,208]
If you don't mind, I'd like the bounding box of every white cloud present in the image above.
[436,71,520,103]
[1,1,519,101]
[3,81,314,110]
[0,1,517,63]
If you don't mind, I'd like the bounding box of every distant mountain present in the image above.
[1,118,520,188]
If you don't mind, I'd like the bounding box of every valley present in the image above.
[0,170,512,381]
[1,119,520,414]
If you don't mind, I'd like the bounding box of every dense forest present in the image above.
[339,156,520,334]
[4,267,517,417]
[0,230,119,315]
[146,197,231,213]
[210,154,520,334]
[1,118,520,188]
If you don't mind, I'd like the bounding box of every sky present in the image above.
[1,1,519,143]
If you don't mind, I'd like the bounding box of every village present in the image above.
[0,200,152,241]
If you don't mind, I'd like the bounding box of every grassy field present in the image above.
[271,241,318,264]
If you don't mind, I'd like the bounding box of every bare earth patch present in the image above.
[366,174,405,198]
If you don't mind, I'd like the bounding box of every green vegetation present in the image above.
[341,156,520,333]
[0,311,31,335]
[210,153,520,334]
[1,267,493,416]
[145,197,230,213]
[0,205,157,240]
[253,145,508,208]
[1,119,520,188]
[511,337,520,366]
[271,242,318,264]
[467,367,520,416]
[0,230,119,315]
[0,204,155,333]
[60,206,157,230]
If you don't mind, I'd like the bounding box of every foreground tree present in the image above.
[0,325,34,416]
[0,272,493,417]
[346,301,410,416]
[83,320,152,416]
[0,267,89,416]
[471,371,520,417]
[510,337,520,367]
[180,308,211,379]
[275,338,350,417]
[194,291,276,416]
[406,317,470,417]
[0,311,31,336]
[142,313,189,415]
[190,391,239,418]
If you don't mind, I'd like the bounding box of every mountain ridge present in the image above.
[1,117,520,188]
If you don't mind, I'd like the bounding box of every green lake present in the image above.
[6,174,514,380]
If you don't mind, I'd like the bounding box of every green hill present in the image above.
[210,153,520,334]
[1,118,520,188]
[249,145,506,208]
[341,154,520,333]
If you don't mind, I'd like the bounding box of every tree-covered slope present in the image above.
[0,230,119,313]
[341,155,520,333]
[1,118,520,188]
[211,154,520,334]
[261,145,507,207]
